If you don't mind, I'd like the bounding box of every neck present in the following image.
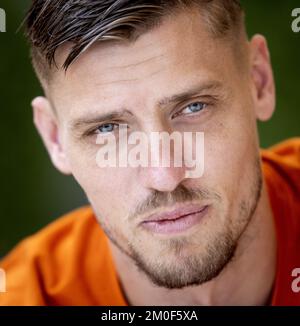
[110,181,277,305]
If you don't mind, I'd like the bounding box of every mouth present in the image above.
[140,204,209,235]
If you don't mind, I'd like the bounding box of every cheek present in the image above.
[63,142,111,198]
[65,142,137,220]
[203,105,259,200]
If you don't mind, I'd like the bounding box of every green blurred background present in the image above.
[0,0,299,257]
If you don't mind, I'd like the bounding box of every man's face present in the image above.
[39,10,273,288]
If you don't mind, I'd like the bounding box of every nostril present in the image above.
[139,166,187,193]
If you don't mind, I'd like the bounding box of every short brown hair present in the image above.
[25,0,244,80]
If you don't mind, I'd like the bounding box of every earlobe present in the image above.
[250,35,276,121]
[32,96,72,175]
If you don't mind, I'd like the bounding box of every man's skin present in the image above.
[32,9,277,305]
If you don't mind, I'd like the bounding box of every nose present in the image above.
[138,129,187,192]
[139,165,187,192]
[135,114,189,192]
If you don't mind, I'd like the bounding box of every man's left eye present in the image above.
[172,102,206,119]
[182,102,206,115]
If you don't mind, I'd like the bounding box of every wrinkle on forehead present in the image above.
[107,53,166,71]
[94,69,166,87]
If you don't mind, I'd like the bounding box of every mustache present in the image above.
[129,184,221,222]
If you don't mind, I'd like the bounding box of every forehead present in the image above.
[50,9,239,117]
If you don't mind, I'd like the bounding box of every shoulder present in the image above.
[261,138,300,195]
[261,139,300,305]
[261,137,300,166]
[1,206,101,266]
[0,206,123,305]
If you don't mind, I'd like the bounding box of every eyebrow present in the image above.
[70,80,223,131]
[157,80,223,108]
[70,110,132,132]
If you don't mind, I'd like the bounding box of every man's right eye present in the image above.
[96,123,119,134]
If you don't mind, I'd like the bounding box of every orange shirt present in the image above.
[0,138,299,306]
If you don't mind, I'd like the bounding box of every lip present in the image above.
[141,204,209,235]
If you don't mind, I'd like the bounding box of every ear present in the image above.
[249,34,276,121]
[32,96,71,175]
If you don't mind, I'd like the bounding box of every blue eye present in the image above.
[172,102,206,119]
[97,123,118,134]
[183,102,205,114]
